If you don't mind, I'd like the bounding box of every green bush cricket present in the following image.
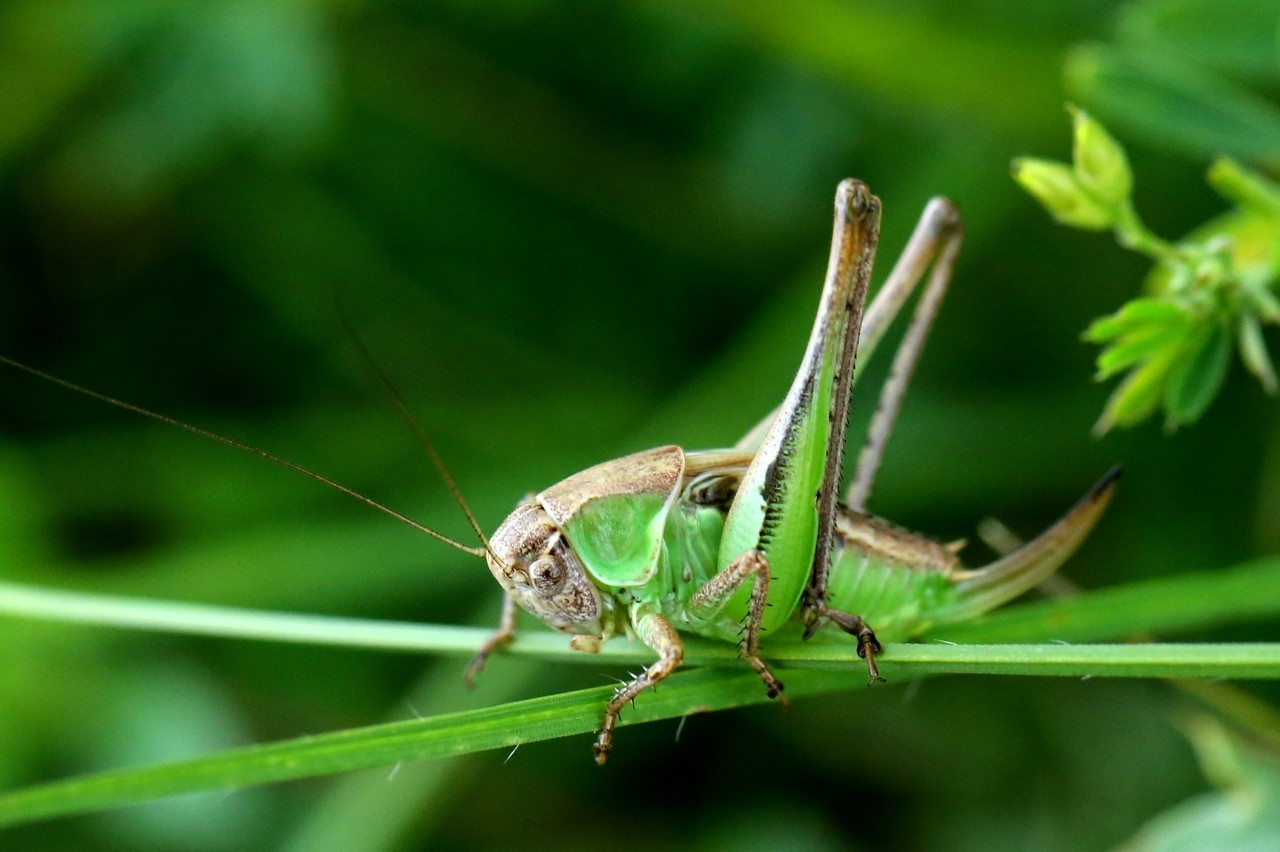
[0,180,1117,765]
[467,179,1117,762]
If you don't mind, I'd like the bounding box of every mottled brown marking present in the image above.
[681,448,753,479]
[485,502,607,636]
[538,445,685,529]
[834,507,960,574]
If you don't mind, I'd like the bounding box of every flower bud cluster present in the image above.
[1012,107,1132,230]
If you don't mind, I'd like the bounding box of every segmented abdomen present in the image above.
[823,508,959,639]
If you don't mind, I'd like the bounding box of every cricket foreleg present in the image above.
[687,550,789,708]
[595,610,684,765]
[803,607,884,683]
[462,593,518,688]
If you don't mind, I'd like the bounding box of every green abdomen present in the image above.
[823,509,959,640]
[657,499,962,643]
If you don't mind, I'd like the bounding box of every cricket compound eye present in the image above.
[529,556,567,594]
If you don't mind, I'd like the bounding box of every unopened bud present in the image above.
[1012,157,1115,230]
[1071,107,1132,205]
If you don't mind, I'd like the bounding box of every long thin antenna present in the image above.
[0,355,487,558]
[336,313,496,557]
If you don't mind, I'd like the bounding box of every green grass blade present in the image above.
[0,580,490,656]
[931,555,1280,644]
[3,557,1280,827]
[2,643,1279,828]
[7,555,1280,659]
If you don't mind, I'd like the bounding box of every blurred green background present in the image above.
[1,1,1278,849]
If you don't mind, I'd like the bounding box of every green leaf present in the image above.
[1096,319,1191,379]
[1065,45,1280,161]
[1253,285,1280,324]
[1207,158,1280,219]
[1238,313,1279,393]
[1117,0,1280,81]
[1085,297,1191,342]
[1121,715,1280,851]
[1095,344,1180,433]
[1164,319,1233,427]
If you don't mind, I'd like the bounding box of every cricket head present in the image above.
[486,501,609,637]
